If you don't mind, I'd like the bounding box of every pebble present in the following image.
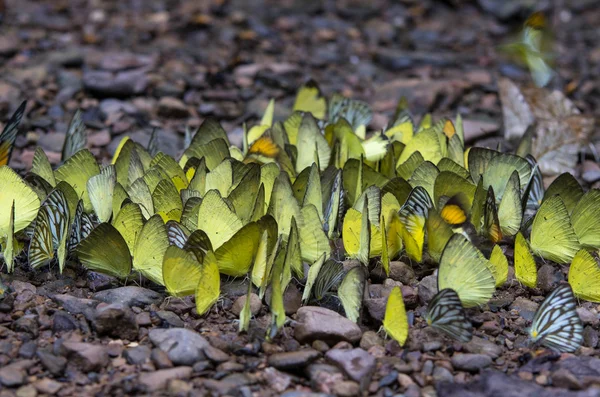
[124,345,152,365]
[389,261,416,284]
[13,315,39,337]
[423,341,443,352]
[418,275,438,305]
[509,297,539,322]
[16,385,37,397]
[60,342,109,372]
[283,284,303,315]
[149,328,209,366]
[83,69,148,97]
[93,286,162,307]
[52,294,99,316]
[576,307,599,325]
[157,97,189,118]
[0,366,26,387]
[155,311,184,328]
[332,380,360,396]
[231,293,262,316]
[33,378,62,394]
[18,341,37,359]
[326,348,376,388]
[451,353,492,372]
[311,340,329,353]
[92,303,139,340]
[268,349,321,370]
[433,366,454,383]
[52,311,79,333]
[139,366,193,391]
[583,326,599,348]
[263,367,291,393]
[463,336,503,359]
[294,306,362,344]
[552,369,582,390]
[360,331,384,350]
[151,348,174,369]
[537,264,561,292]
[37,350,67,375]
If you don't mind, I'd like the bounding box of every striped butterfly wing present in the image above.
[426,288,473,342]
[62,109,88,162]
[529,284,583,352]
[42,189,70,249]
[29,208,55,269]
[166,221,189,248]
[80,212,96,241]
[68,200,85,252]
[0,101,27,166]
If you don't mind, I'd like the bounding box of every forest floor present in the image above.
[1,0,600,396]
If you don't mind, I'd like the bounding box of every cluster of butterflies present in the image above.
[0,80,597,351]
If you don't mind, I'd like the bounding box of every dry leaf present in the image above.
[499,78,594,176]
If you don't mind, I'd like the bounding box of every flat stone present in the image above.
[451,353,492,373]
[151,348,173,369]
[157,97,189,118]
[83,69,148,97]
[463,336,503,359]
[155,311,184,328]
[268,349,321,370]
[510,298,539,322]
[294,307,362,344]
[389,261,416,284]
[0,366,26,387]
[139,366,193,391]
[61,342,109,372]
[326,348,376,388]
[33,378,62,394]
[124,345,152,365]
[37,350,67,375]
[418,275,438,305]
[231,293,262,316]
[92,303,139,340]
[52,294,99,315]
[149,328,209,366]
[52,311,79,333]
[93,286,162,307]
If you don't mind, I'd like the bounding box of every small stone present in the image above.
[52,294,99,315]
[139,367,193,391]
[93,286,162,307]
[583,326,598,348]
[537,264,561,292]
[576,307,599,325]
[151,348,173,369]
[552,369,582,390]
[326,348,376,388]
[157,97,189,118]
[481,320,502,336]
[389,261,416,284]
[33,378,62,394]
[168,379,193,395]
[13,315,39,337]
[433,366,454,383]
[136,312,152,326]
[283,284,302,315]
[333,380,360,396]
[61,342,109,372]
[311,340,329,353]
[15,385,37,397]
[88,130,111,147]
[0,366,25,387]
[294,306,362,344]
[203,345,230,363]
[423,341,443,352]
[451,353,492,372]
[268,349,321,370]
[360,331,383,350]
[37,350,67,376]
[418,275,438,305]
[84,69,148,97]
[124,345,152,365]
[92,303,139,340]
[422,360,434,376]
[19,342,37,359]
[510,297,539,322]
[397,373,415,388]
[149,328,209,366]
[263,367,291,393]
[231,293,262,316]
[52,311,79,333]
[155,311,184,328]
[463,336,503,359]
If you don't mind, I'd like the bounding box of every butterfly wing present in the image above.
[426,288,473,342]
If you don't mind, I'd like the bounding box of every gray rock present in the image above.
[155,311,184,328]
[583,326,598,348]
[510,297,539,322]
[264,367,291,393]
[326,348,376,388]
[52,294,99,316]
[61,342,109,372]
[149,328,209,366]
[37,350,67,375]
[52,311,79,333]
[19,342,37,359]
[124,345,152,365]
[389,261,416,284]
[537,264,562,293]
[576,307,599,325]
[360,331,383,350]
[231,293,262,316]
[92,303,139,340]
[139,367,193,391]
[294,306,362,344]
[433,366,454,383]
[463,336,503,359]
[268,349,321,370]
[13,315,39,337]
[93,286,162,307]
[283,284,303,315]
[333,380,361,397]
[151,348,173,369]
[157,97,189,118]
[451,353,492,372]
[418,275,438,305]
[0,366,25,387]
[83,69,148,97]
[203,345,230,363]
[423,341,443,352]
[34,378,63,394]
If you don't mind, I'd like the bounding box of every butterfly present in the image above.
[529,284,583,353]
[426,288,473,342]
[0,101,27,166]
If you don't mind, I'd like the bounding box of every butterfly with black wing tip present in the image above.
[529,284,583,353]
[426,288,473,343]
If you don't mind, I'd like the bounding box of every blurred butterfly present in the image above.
[529,284,583,353]
[426,288,473,342]
[0,101,27,166]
